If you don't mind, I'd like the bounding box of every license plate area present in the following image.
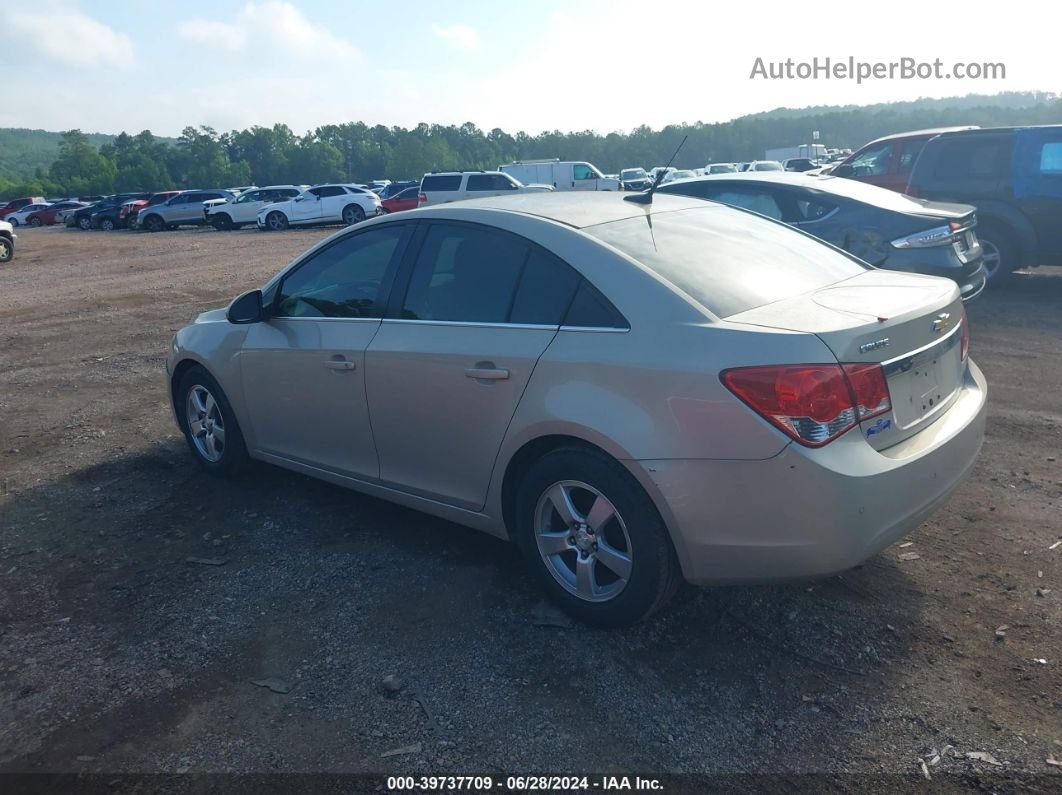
[883,330,963,430]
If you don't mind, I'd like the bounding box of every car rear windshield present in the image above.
[585,206,867,318]
[421,175,462,191]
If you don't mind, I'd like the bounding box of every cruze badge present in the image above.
[932,313,951,334]
[859,338,890,354]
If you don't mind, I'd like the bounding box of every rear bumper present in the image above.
[632,359,987,585]
[884,248,987,303]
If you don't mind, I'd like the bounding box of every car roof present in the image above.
[410,191,711,229]
[861,126,980,147]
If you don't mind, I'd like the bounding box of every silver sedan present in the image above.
[167,193,987,626]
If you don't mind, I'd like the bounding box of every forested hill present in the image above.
[2,91,1059,196]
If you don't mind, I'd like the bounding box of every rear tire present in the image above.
[265,211,288,231]
[78,216,91,230]
[977,224,1018,286]
[514,446,681,628]
[342,204,365,225]
[176,365,250,476]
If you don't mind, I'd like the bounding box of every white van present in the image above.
[418,171,554,207]
[499,160,620,192]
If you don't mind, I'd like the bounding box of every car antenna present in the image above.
[625,135,687,205]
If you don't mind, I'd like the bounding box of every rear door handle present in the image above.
[324,358,356,371]
[465,367,509,381]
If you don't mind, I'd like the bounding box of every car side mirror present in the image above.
[227,289,265,324]
[833,164,855,178]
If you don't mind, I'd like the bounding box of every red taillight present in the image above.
[418,193,427,204]
[960,308,970,361]
[722,363,891,448]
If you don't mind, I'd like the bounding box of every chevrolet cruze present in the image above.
[167,192,987,626]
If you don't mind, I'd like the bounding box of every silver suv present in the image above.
[137,190,235,232]
[418,171,553,206]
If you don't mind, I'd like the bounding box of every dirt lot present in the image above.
[1,224,1060,790]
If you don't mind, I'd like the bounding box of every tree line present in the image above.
[3,91,1061,198]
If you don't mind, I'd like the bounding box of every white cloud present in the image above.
[178,2,359,62]
[7,4,134,68]
[431,23,481,52]
[176,20,247,54]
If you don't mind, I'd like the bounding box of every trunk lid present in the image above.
[727,271,965,449]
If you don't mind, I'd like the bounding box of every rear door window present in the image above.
[401,224,528,322]
[897,139,926,174]
[848,143,893,176]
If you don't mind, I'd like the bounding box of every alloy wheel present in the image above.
[185,384,226,463]
[534,480,633,603]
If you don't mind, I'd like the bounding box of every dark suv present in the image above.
[906,126,1062,283]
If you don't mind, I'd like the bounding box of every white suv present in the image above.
[204,186,303,230]
[257,184,382,231]
[418,171,553,207]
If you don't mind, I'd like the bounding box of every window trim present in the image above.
[268,221,414,321]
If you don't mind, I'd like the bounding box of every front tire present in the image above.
[342,204,366,225]
[29,217,42,227]
[99,218,115,231]
[211,213,233,231]
[143,214,164,233]
[78,216,91,230]
[514,447,681,627]
[0,236,12,262]
[176,366,250,476]
[8,217,19,227]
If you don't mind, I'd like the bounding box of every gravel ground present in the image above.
[0,225,1060,791]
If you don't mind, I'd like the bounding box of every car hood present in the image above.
[195,307,230,324]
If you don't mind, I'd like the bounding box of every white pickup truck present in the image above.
[499,160,620,191]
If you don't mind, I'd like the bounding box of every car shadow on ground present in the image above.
[1,441,926,774]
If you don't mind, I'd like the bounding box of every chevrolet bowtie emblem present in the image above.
[932,312,951,334]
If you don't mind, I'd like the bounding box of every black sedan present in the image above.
[658,173,986,301]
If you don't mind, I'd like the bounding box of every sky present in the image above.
[0,0,1056,137]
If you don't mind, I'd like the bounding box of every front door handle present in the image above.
[324,357,356,371]
[465,366,509,381]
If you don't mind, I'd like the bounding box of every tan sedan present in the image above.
[167,193,986,626]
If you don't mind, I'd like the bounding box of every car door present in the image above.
[238,223,411,478]
[318,186,352,221]
[365,222,579,509]
[290,187,326,222]
[228,189,262,223]
[1012,127,1062,263]
[572,162,600,191]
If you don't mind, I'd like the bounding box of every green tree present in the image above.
[49,130,117,195]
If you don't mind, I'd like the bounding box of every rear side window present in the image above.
[421,175,462,192]
[563,281,627,328]
[586,206,867,318]
[706,190,783,220]
[932,137,1010,178]
[1039,142,1062,173]
[466,174,518,191]
[509,250,579,325]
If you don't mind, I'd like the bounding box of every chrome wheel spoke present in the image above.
[575,555,596,596]
[546,483,581,527]
[539,530,572,555]
[210,423,225,445]
[189,418,205,437]
[585,494,615,534]
[594,540,632,580]
[204,432,218,459]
